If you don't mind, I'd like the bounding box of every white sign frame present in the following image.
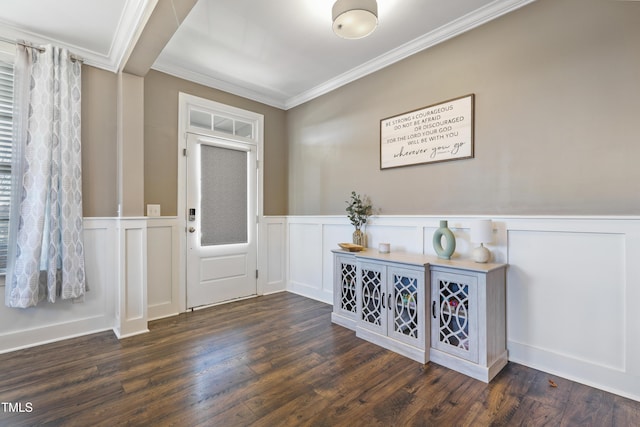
[380,94,475,169]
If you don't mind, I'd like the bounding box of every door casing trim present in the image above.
[177,92,265,312]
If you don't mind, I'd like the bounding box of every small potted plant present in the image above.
[345,191,373,247]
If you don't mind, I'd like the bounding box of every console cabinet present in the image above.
[331,249,507,382]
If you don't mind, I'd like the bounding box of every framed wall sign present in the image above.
[380,94,475,169]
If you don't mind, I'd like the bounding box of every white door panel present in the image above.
[186,134,257,308]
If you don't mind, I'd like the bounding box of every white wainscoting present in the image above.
[285,215,510,306]
[284,215,640,401]
[504,217,640,402]
[147,218,181,320]
[261,216,287,295]
[0,214,280,352]
[3,214,638,401]
[0,217,182,352]
[114,218,149,338]
[0,218,117,353]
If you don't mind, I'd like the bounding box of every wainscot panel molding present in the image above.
[0,214,283,352]
[0,217,184,353]
[284,215,640,402]
[114,218,149,338]
[2,214,638,402]
[261,216,287,295]
[0,218,117,354]
[147,217,181,320]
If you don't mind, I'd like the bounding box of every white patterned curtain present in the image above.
[4,44,86,308]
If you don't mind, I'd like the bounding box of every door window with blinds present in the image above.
[200,144,248,246]
[0,55,13,274]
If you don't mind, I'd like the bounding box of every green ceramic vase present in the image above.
[433,220,456,259]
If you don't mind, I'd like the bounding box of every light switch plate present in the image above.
[147,204,161,217]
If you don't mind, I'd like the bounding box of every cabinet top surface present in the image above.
[331,248,506,273]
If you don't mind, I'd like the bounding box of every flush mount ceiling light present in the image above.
[332,0,378,39]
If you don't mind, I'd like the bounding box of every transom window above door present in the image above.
[188,108,254,140]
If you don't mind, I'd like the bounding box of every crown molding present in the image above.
[0,0,534,108]
[284,0,536,109]
[151,61,289,110]
[0,0,156,73]
[152,0,535,110]
[112,0,159,72]
[153,0,535,110]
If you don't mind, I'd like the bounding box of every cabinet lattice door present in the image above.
[439,279,470,349]
[333,254,359,326]
[432,270,478,363]
[360,265,386,330]
[389,270,421,344]
[357,262,425,351]
[339,261,357,315]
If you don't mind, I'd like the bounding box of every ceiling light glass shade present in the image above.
[332,0,378,39]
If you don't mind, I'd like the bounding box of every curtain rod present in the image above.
[0,37,84,63]
[16,40,45,53]
[17,40,84,64]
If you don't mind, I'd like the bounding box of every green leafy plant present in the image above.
[345,191,373,229]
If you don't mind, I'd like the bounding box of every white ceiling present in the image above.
[0,0,155,72]
[0,0,534,109]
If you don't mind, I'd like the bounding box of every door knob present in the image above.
[189,227,196,233]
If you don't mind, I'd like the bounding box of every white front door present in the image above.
[186,133,257,308]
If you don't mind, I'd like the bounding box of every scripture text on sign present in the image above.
[380,94,474,169]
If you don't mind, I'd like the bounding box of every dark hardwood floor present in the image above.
[0,292,638,426]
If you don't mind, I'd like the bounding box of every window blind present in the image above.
[0,60,14,273]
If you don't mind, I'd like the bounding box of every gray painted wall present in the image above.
[286,0,640,215]
[82,0,640,218]
[82,66,118,217]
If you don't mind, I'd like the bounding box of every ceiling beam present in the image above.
[123,0,198,76]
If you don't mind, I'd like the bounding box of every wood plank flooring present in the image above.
[0,292,638,426]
